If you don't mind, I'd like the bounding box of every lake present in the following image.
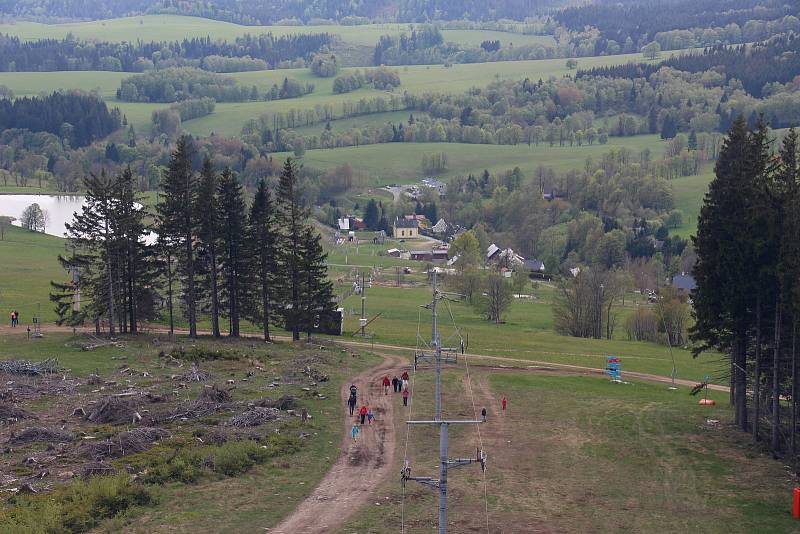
[0,194,156,243]
[0,194,85,238]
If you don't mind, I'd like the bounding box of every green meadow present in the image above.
[0,15,556,48]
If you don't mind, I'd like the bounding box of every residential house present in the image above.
[671,273,697,293]
[394,217,419,238]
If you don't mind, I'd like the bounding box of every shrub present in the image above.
[1,475,151,533]
[212,440,270,476]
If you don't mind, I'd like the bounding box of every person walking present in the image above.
[392,376,399,393]
[402,388,410,407]
[9,311,14,328]
[359,405,368,425]
[367,407,374,425]
[382,375,390,395]
[347,394,357,416]
[481,407,487,422]
[13,311,19,327]
[351,424,360,442]
[501,396,507,414]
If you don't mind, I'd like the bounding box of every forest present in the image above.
[554,0,799,51]
[0,92,120,148]
[579,34,800,97]
[0,32,332,72]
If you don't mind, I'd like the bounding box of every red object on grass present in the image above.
[793,487,800,519]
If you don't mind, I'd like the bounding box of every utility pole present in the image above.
[359,271,367,337]
[403,270,487,533]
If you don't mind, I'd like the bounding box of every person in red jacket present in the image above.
[382,375,390,395]
[501,396,507,414]
[359,405,368,425]
[402,388,410,407]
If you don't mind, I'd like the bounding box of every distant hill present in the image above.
[0,0,566,24]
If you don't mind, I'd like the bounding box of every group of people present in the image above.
[348,384,377,441]
[8,310,19,328]
[384,371,411,405]
[348,372,508,441]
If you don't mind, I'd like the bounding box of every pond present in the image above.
[0,194,156,243]
[0,194,85,238]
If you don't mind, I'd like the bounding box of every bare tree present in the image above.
[478,273,513,324]
[0,215,14,240]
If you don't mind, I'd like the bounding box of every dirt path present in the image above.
[272,353,407,534]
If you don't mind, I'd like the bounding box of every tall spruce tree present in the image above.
[196,157,221,337]
[298,225,336,338]
[691,116,760,431]
[157,136,199,337]
[275,158,306,341]
[246,179,278,341]
[217,167,247,337]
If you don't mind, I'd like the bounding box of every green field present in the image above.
[342,370,796,532]
[0,50,670,137]
[671,169,714,238]
[279,135,667,184]
[0,224,66,324]
[0,15,555,48]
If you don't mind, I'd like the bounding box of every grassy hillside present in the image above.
[279,135,666,184]
[0,15,555,48]
[343,370,796,532]
[0,51,668,137]
[671,169,714,238]
[0,224,65,324]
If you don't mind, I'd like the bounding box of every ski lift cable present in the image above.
[449,298,490,534]
[402,308,421,534]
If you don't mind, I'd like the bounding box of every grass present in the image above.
[291,110,425,137]
[0,51,677,138]
[0,331,381,532]
[671,168,714,238]
[338,282,723,382]
[0,224,66,325]
[340,370,797,533]
[0,15,555,48]
[282,135,667,185]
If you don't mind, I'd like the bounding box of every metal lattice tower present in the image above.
[402,270,487,534]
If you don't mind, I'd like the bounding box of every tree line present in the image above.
[0,92,120,148]
[50,138,336,341]
[0,32,332,73]
[692,118,800,462]
[579,34,800,98]
[553,0,797,53]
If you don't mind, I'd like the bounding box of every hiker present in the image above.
[347,394,357,416]
[481,407,487,422]
[9,311,14,328]
[392,376,400,393]
[401,370,409,382]
[13,311,19,327]
[367,407,374,425]
[382,375,390,395]
[501,396,507,414]
[359,405,368,425]
[402,388,410,407]
[351,424,360,441]
[349,384,358,403]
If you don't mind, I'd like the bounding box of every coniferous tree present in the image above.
[157,136,199,337]
[196,157,221,337]
[275,158,306,341]
[246,179,278,341]
[298,225,336,338]
[691,115,759,430]
[217,167,247,337]
[363,198,379,229]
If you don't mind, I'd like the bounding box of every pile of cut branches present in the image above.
[229,407,281,427]
[84,427,170,459]
[0,359,60,375]
[9,427,74,445]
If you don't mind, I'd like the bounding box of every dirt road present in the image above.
[272,353,406,534]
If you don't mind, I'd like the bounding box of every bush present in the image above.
[1,475,152,533]
[310,53,339,77]
[212,440,270,476]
